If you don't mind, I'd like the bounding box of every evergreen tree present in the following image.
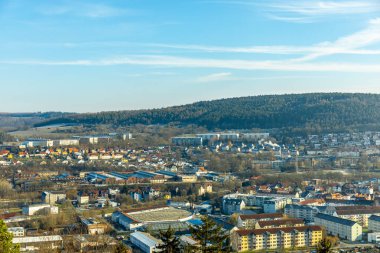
[189,216,229,253]
[155,226,181,253]
[113,242,129,253]
[0,219,20,253]
[317,238,332,253]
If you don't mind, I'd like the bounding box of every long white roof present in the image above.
[131,232,161,247]
[13,235,63,244]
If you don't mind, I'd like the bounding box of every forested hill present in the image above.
[36,93,380,132]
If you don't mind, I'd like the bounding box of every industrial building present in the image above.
[112,206,193,230]
[130,231,162,253]
[12,235,63,252]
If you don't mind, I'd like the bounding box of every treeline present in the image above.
[0,131,14,144]
[36,93,380,133]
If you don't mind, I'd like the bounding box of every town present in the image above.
[2,129,380,252]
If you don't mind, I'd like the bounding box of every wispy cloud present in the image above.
[268,1,380,15]
[267,1,380,22]
[197,72,232,82]
[39,3,131,18]
[3,55,380,73]
[294,17,380,61]
[7,17,380,61]
[150,18,380,61]
[205,0,380,22]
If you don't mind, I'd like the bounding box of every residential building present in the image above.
[80,217,108,235]
[237,213,284,228]
[255,218,305,229]
[77,192,90,206]
[314,213,362,241]
[7,227,25,237]
[41,191,66,205]
[285,204,319,222]
[263,197,292,213]
[333,206,380,227]
[222,199,246,215]
[197,183,213,196]
[368,232,380,243]
[231,226,323,252]
[171,137,203,146]
[369,215,380,232]
[73,235,118,252]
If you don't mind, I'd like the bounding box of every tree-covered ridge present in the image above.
[36,93,380,131]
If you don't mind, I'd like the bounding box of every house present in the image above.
[77,192,90,206]
[130,189,144,202]
[197,183,213,196]
[73,235,118,252]
[80,217,108,235]
[7,227,25,237]
[41,191,66,205]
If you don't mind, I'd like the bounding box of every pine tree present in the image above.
[317,238,332,253]
[0,219,20,253]
[155,226,181,253]
[113,242,129,253]
[189,216,229,253]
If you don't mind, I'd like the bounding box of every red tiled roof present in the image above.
[336,206,380,215]
[239,213,283,221]
[299,199,325,205]
[257,218,305,228]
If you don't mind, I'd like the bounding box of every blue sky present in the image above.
[1,0,380,112]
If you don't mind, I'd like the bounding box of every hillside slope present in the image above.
[35,93,380,132]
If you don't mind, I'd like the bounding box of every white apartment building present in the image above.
[284,204,319,222]
[314,213,362,241]
[369,215,380,232]
[263,197,292,213]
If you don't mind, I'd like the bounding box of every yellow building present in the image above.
[231,226,323,252]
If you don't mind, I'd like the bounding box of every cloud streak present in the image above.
[206,0,380,22]
[196,72,232,83]
[151,18,380,62]
[38,3,131,18]
[3,55,380,73]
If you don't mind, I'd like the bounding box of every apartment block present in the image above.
[314,213,362,241]
[231,226,323,252]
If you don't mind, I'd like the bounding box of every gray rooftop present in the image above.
[315,213,357,227]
